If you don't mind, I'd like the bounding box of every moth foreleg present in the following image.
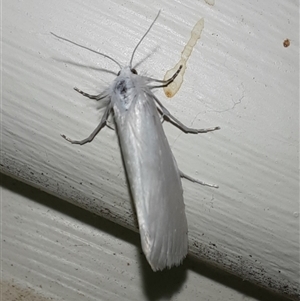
[61,103,112,145]
[74,87,108,101]
[147,65,183,89]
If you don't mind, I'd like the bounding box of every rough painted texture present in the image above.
[1,175,292,301]
[2,0,299,300]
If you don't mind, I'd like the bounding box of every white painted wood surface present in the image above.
[2,0,299,300]
[1,174,292,300]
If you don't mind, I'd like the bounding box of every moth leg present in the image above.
[74,87,108,101]
[180,171,219,188]
[153,94,220,134]
[147,65,183,89]
[61,104,112,145]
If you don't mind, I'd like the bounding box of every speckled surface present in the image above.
[2,0,299,299]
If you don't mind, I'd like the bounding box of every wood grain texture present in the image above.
[2,174,292,301]
[2,0,299,299]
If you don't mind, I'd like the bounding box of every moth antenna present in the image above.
[51,32,122,69]
[129,10,161,69]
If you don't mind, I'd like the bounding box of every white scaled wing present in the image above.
[113,85,188,271]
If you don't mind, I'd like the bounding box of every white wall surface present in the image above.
[2,0,299,300]
[1,174,293,301]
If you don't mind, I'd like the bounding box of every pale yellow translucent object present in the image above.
[164,18,204,98]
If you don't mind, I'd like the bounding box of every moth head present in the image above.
[117,67,138,76]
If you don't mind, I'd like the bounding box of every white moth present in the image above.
[52,11,219,271]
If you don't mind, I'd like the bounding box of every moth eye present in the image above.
[131,68,138,74]
[117,71,121,76]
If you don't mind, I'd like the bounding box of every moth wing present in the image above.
[114,91,188,271]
